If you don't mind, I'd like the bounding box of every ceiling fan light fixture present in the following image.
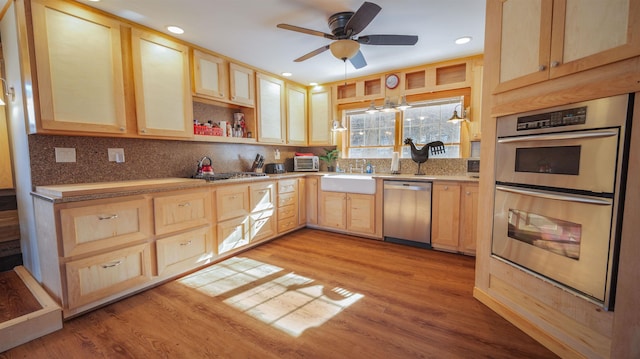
[329,39,360,60]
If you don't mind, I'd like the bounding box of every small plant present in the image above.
[319,148,340,171]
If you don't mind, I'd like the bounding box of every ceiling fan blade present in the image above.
[277,24,336,40]
[294,45,331,62]
[358,35,419,46]
[344,1,381,36]
[349,50,367,69]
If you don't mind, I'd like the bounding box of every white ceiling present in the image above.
[77,0,486,85]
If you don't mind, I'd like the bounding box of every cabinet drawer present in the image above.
[250,182,275,212]
[277,204,297,220]
[250,209,276,242]
[65,242,152,309]
[156,226,213,276]
[278,215,299,233]
[217,185,249,222]
[154,189,212,235]
[217,216,250,254]
[278,192,296,207]
[278,179,297,194]
[60,197,152,257]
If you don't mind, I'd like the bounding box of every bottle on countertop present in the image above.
[365,162,372,174]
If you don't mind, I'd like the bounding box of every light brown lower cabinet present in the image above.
[156,226,214,276]
[65,242,152,310]
[431,182,478,255]
[318,191,376,236]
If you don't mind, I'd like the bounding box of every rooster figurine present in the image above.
[404,138,446,175]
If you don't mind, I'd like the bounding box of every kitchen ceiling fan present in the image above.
[277,1,418,69]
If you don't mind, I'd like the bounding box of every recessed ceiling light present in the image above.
[281,72,292,77]
[87,0,100,2]
[455,36,472,45]
[166,26,184,34]
[309,82,318,86]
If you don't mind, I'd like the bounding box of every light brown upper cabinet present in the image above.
[131,29,193,138]
[192,49,228,100]
[229,63,255,107]
[494,0,640,93]
[308,86,332,146]
[256,73,285,144]
[31,0,127,134]
[286,83,307,145]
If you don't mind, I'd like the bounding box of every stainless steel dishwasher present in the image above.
[383,180,432,248]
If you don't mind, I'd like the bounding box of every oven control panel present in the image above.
[516,106,587,131]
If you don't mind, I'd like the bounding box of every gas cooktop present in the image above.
[193,172,267,181]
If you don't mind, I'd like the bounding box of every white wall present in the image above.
[1,2,40,280]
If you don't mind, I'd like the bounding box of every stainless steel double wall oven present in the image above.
[492,94,633,310]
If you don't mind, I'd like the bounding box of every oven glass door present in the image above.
[492,185,614,302]
[495,129,620,193]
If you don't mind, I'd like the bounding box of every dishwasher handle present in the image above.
[384,182,432,192]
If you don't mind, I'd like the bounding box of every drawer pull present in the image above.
[180,240,193,246]
[98,214,118,220]
[178,202,191,207]
[101,260,123,269]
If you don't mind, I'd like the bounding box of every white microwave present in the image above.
[294,156,319,172]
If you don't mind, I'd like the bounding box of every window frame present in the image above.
[338,88,471,159]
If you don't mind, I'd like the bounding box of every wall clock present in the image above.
[385,74,399,89]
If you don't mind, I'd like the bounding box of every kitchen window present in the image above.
[343,96,463,159]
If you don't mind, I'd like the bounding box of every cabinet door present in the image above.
[229,62,255,106]
[156,226,213,276]
[250,181,276,212]
[347,194,376,235]
[32,0,126,134]
[153,189,212,235]
[308,87,332,146]
[459,183,479,255]
[0,114,13,188]
[216,184,249,222]
[298,178,307,225]
[431,183,461,252]
[286,83,307,145]
[217,216,250,254]
[131,29,192,137]
[306,177,318,225]
[65,242,152,309]
[192,49,228,100]
[318,191,347,230]
[494,0,553,93]
[60,197,152,257]
[549,0,640,78]
[256,73,286,144]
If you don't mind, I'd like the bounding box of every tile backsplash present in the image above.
[28,135,469,187]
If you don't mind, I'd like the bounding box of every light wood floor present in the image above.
[1,229,557,358]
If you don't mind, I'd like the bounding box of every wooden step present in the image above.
[0,266,62,352]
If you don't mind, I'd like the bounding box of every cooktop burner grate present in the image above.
[193,172,267,181]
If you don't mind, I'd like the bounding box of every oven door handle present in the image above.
[495,185,612,205]
[497,129,618,143]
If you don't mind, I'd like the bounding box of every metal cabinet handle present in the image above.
[98,214,118,220]
[180,240,193,246]
[550,61,560,68]
[178,202,191,207]
[101,260,123,269]
[444,186,449,190]
[539,64,546,71]
[466,191,471,195]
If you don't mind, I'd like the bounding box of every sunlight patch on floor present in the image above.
[177,257,364,337]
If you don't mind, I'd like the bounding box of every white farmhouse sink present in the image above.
[320,174,376,194]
